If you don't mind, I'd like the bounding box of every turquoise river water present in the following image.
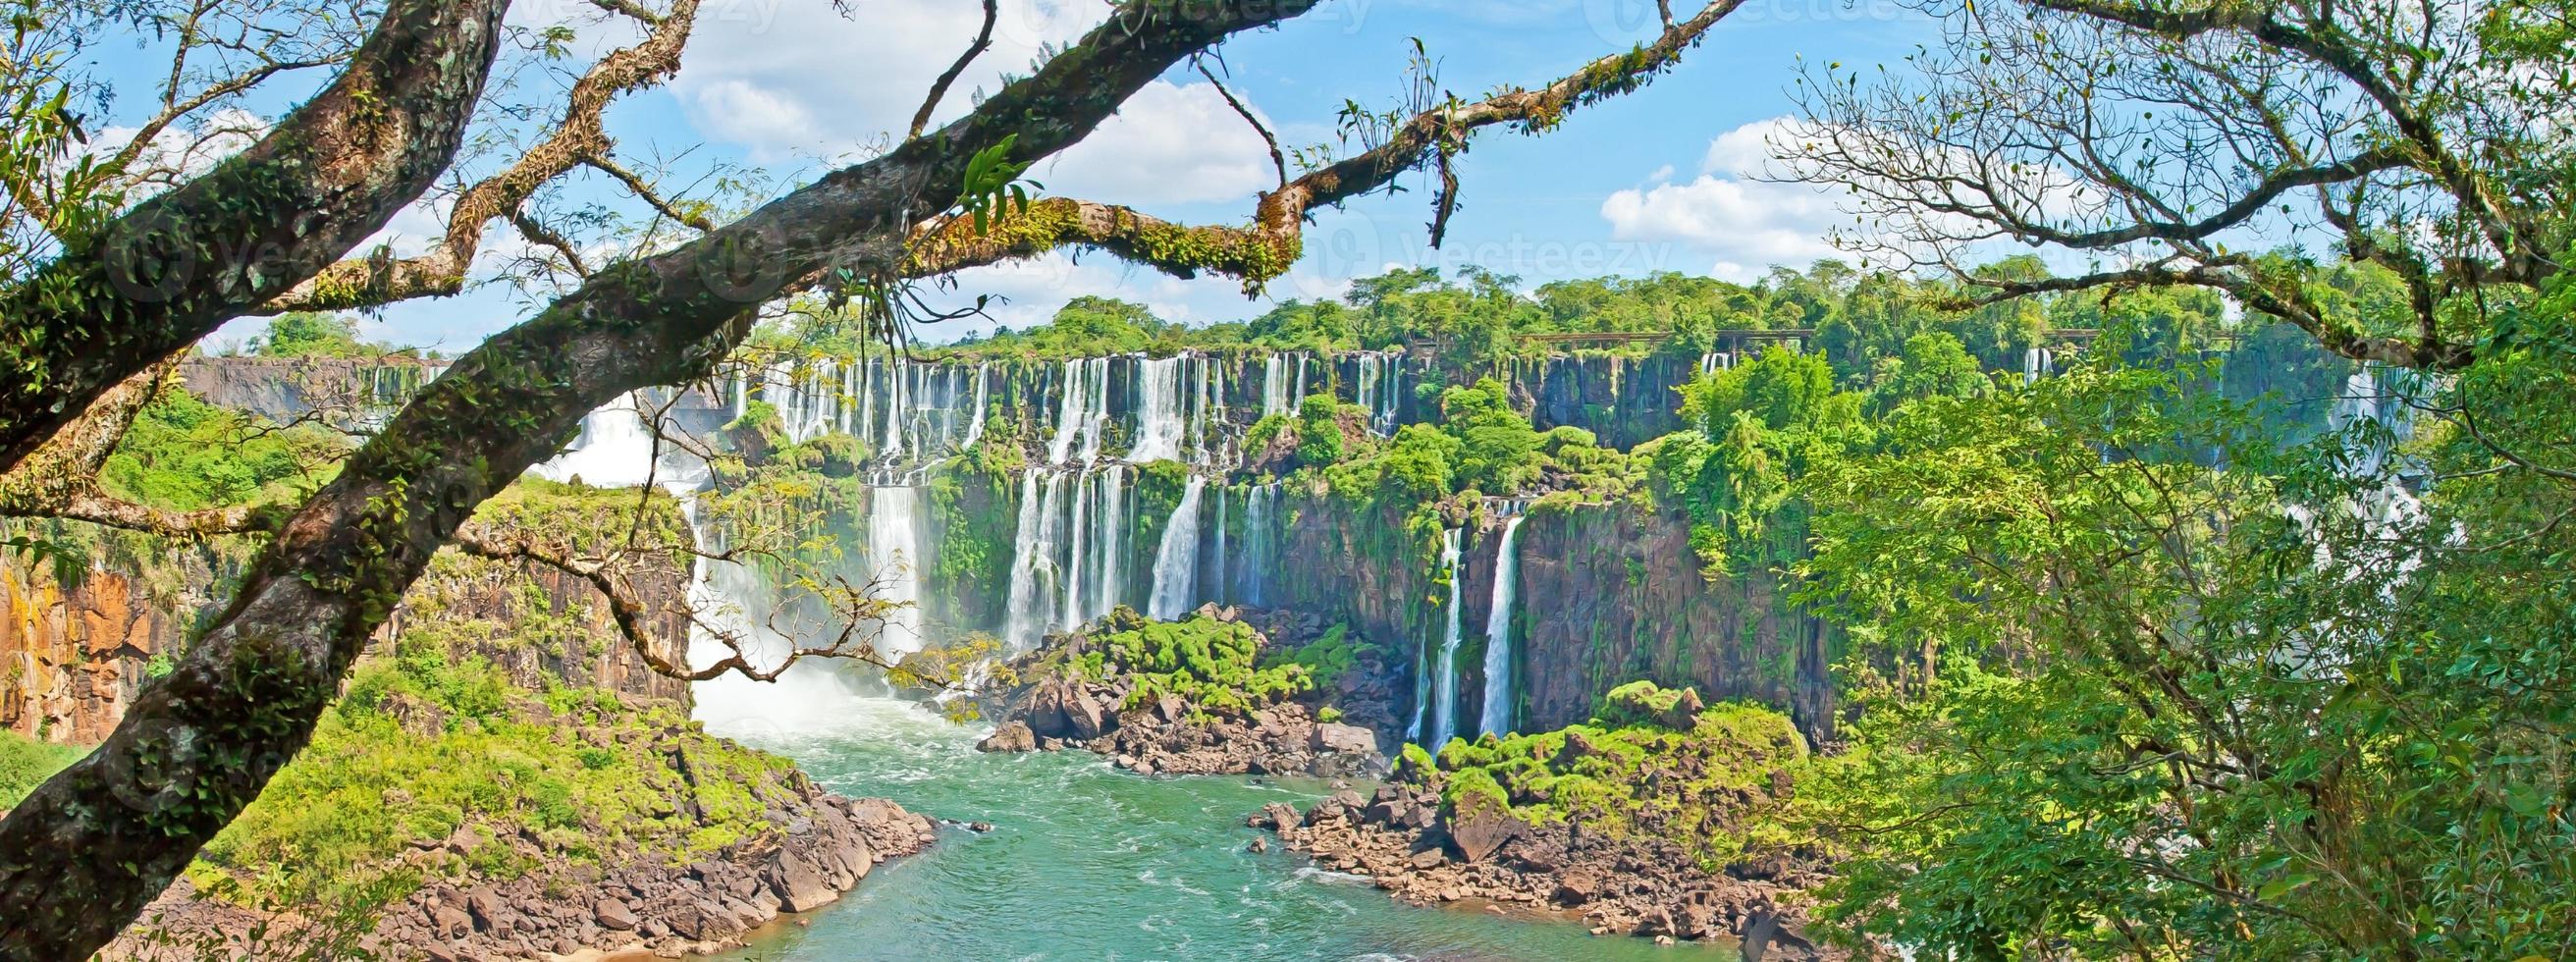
[701,698,1731,961]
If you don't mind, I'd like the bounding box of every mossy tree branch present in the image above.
[902,0,1745,294]
[0,0,511,476]
[257,0,707,314]
[0,5,1317,955]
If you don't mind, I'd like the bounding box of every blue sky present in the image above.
[90,0,1935,352]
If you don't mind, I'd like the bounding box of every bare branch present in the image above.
[260,0,704,313]
[910,0,999,141]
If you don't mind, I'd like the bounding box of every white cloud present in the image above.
[1035,81,1280,206]
[1600,117,1848,279]
[669,0,1099,164]
[84,108,272,189]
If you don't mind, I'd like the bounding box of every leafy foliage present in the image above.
[0,730,83,809]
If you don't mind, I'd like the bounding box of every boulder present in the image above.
[768,852,835,913]
[1444,791,1524,864]
[1310,722,1379,757]
[976,721,1037,753]
[593,898,639,933]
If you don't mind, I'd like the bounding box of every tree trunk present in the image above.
[0,4,1312,957]
[0,0,510,475]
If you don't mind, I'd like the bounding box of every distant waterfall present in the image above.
[1418,528,1465,746]
[1047,356,1112,464]
[1357,352,1404,436]
[731,355,987,465]
[1208,485,1228,606]
[1129,355,1186,463]
[1261,354,1291,416]
[866,485,926,656]
[1148,476,1208,618]
[531,394,667,489]
[2021,347,2057,386]
[1238,483,1278,606]
[1477,517,1527,737]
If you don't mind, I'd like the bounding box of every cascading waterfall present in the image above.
[1417,528,1465,746]
[530,393,666,489]
[1148,476,1208,618]
[1000,470,1049,650]
[1129,355,1187,463]
[1046,356,1113,464]
[1238,483,1277,606]
[866,485,927,657]
[1477,517,1527,737]
[1261,354,1290,416]
[1209,485,1228,607]
[2022,346,2057,386]
[1357,352,1404,436]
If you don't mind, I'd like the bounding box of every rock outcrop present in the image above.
[110,791,936,961]
[978,608,1390,778]
[1255,787,1836,957]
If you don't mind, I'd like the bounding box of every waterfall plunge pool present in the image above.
[703,699,1733,961]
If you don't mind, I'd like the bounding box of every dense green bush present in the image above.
[0,731,83,809]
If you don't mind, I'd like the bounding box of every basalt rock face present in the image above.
[1252,490,1838,743]
[398,550,696,707]
[1505,351,1696,451]
[1512,502,1837,738]
[0,536,244,743]
[1,518,697,746]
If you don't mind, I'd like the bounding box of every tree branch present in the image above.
[906,0,1746,292]
[0,0,510,477]
[0,5,1321,954]
[258,0,702,313]
[909,0,998,141]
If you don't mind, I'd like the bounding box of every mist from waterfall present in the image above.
[1148,476,1208,618]
[1478,517,1527,737]
[529,394,671,490]
[1425,528,1466,749]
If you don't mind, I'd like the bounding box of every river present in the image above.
[702,698,1731,961]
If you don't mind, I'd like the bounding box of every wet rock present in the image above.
[976,720,1038,753]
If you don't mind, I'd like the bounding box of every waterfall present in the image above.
[1089,465,1129,622]
[1239,483,1276,606]
[1129,355,1186,463]
[531,394,666,489]
[2022,346,2057,386]
[761,357,837,445]
[685,498,861,735]
[866,485,926,657]
[1261,353,1290,416]
[1357,352,1403,436]
[1047,357,1111,464]
[1418,528,1465,746]
[1209,485,1228,606]
[962,361,991,447]
[1148,475,1208,618]
[1293,353,1311,410]
[1477,517,1527,737]
[1000,470,1048,650]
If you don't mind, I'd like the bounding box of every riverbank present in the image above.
[1260,682,1841,956]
